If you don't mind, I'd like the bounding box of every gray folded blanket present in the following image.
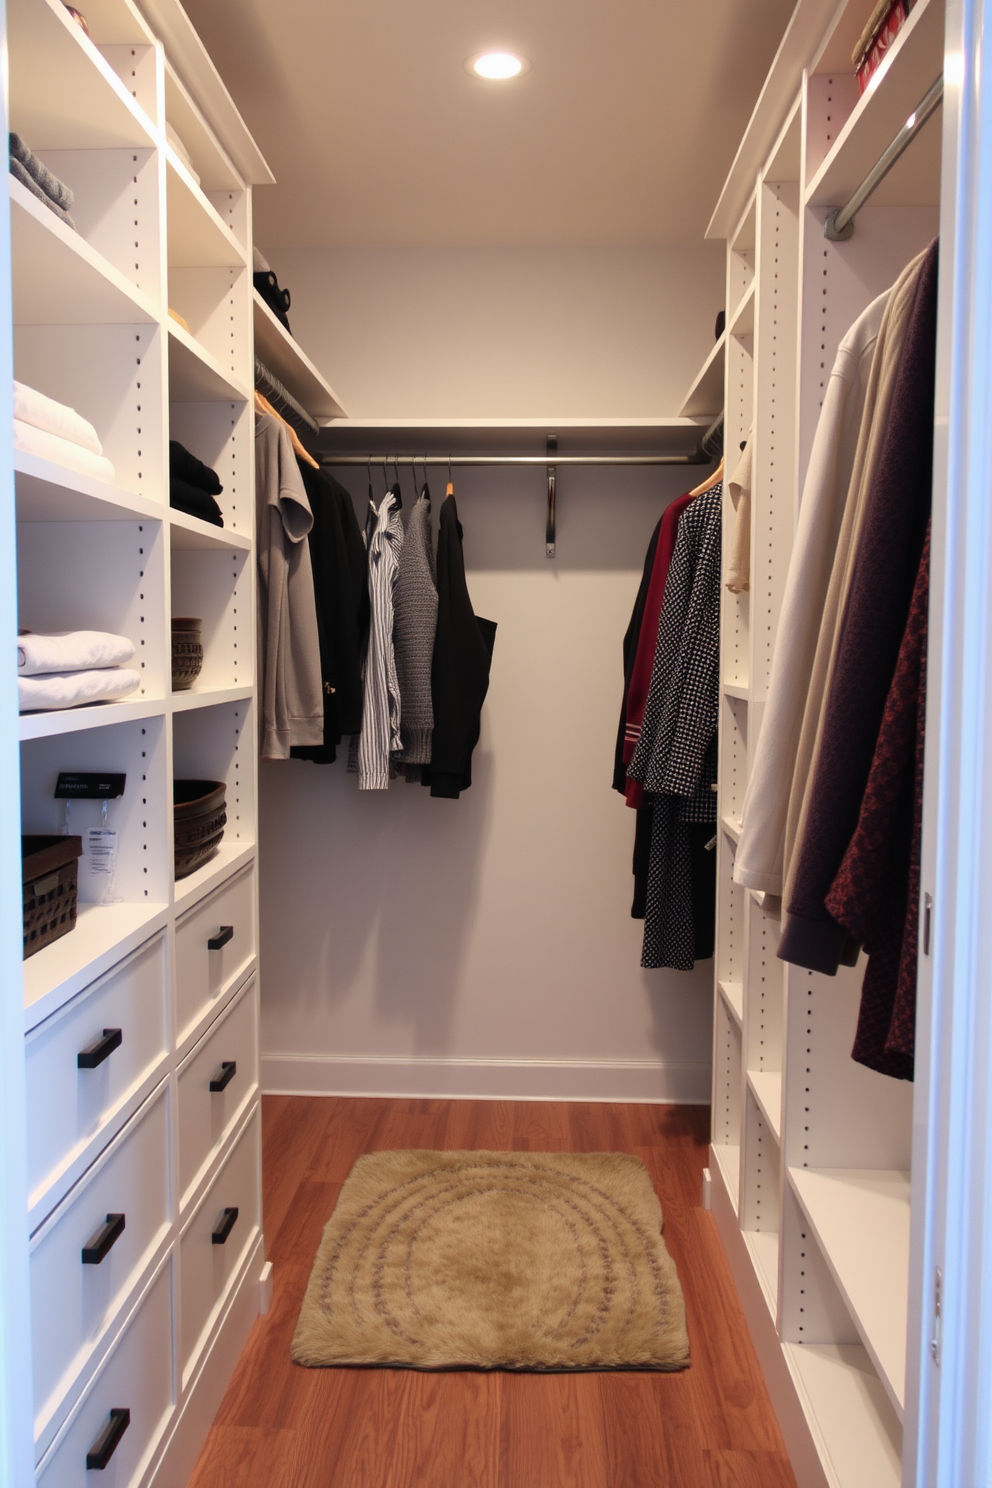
[9,157,75,229]
[9,133,73,210]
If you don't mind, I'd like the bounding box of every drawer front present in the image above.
[37,1261,174,1488]
[31,1082,171,1456]
[177,976,257,1209]
[175,866,256,1046]
[26,935,168,1223]
[179,1105,260,1383]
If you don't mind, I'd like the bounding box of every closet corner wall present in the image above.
[6,0,277,1480]
[695,0,947,1483]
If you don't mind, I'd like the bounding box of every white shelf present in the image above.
[783,1342,902,1488]
[14,451,165,523]
[165,148,248,268]
[723,682,750,702]
[168,320,251,402]
[171,685,253,713]
[252,291,347,421]
[721,814,742,845]
[10,179,159,326]
[8,0,156,149]
[789,1167,910,1417]
[806,0,945,210]
[678,331,726,418]
[748,1069,783,1142]
[169,509,251,551]
[19,695,166,741]
[744,1228,779,1318]
[164,59,243,194]
[712,1142,740,1213]
[23,900,169,1032]
[173,840,255,912]
[729,281,756,337]
[718,978,744,1025]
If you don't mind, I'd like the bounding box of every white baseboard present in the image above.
[262,1053,711,1103]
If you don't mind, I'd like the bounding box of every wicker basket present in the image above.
[172,617,203,691]
[23,835,82,959]
[174,780,226,880]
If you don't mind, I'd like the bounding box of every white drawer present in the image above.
[179,1105,260,1384]
[26,935,168,1226]
[37,1261,174,1488]
[31,1082,171,1458]
[174,866,256,1048]
[177,976,257,1211]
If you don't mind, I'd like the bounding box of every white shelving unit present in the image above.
[6,0,275,1481]
[695,0,948,1483]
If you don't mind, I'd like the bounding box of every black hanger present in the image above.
[391,456,403,511]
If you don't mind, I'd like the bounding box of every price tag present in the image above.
[86,827,119,901]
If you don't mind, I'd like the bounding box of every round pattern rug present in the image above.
[291,1149,690,1371]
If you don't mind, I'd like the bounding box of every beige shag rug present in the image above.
[292,1149,690,1371]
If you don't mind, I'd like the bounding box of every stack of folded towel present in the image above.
[9,133,75,229]
[170,441,224,527]
[18,631,140,713]
[14,381,116,483]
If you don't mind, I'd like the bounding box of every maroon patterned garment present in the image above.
[824,521,930,1081]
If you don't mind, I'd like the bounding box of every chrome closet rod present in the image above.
[320,453,710,466]
[255,355,321,435]
[824,73,944,241]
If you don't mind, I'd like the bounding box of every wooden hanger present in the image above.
[688,456,725,499]
[254,389,319,469]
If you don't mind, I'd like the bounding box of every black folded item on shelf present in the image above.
[169,440,223,495]
[253,269,292,333]
[170,477,224,527]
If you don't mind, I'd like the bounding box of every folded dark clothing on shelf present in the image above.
[170,476,224,527]
[253,270,292,333]
[9,133,74,211]
[169,440,223,496]
[9,157,75,229]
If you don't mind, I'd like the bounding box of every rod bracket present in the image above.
[823,209,855,242]
[546,434,557,559]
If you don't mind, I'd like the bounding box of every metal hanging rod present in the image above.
[825,74,943,242]
[319,453,709,467]
[255,355,320,435]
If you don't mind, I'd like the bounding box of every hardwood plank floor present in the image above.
[187,1097,797,1488]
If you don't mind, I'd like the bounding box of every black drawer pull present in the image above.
[212,1206,239,1245]
[207,925,234,951]
[209,1060,237,1093]
[86,1407,130,1470]
[82,1213,126,1265]
[78,1028,123,1070]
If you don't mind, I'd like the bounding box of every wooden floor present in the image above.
[187,1097,797,1488]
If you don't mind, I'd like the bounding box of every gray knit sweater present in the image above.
[392,491,438,768]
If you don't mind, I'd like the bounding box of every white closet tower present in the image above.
[690,0,949,1483]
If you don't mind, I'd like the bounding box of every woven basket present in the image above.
[23,835,82,959]
[174,780,226,880]
[172,617,203,691]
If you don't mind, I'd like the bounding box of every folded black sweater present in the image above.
[169,440,223,496]
[170,476,223,527]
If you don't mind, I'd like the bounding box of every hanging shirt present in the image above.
[393,489,438,774]
[355,490,404,789]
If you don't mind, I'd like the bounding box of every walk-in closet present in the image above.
[1,0,990,1483]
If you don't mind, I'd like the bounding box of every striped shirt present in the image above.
[355,490,404,789]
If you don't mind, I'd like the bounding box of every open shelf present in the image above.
[806,0,945,210]
[23,900,169,1033]
[723,681,750,702]
[721,814,742,845]
[718,978,744,1025]
[171,686,253,713]
[8,0,156,149]
[729,281,756,337]
[169,509,251,552]
[10,179,159,326]
[678,331,726,419]
[173,840,255,912]
[19,696,165,742]
[168,320,251,403]
[165,149,247,268]
[712,1142,740,1212]
[744,1228,779,1318]
[783,1342,902,1488]
[748,1069,783,1142]
[164,59,243,194]
[253,291,347,421]
[788,1166,910,1417]
[14,452,164,524]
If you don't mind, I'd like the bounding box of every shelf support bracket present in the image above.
[546,434,557,560]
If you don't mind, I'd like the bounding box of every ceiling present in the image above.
[182,0,797,247]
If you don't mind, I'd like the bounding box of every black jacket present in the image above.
[425,495,496,798]
[290,466,369,763]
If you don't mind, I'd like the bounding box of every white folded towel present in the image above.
[13,381,103,455]
[18,630,135,675]
[18,667,141,712]
[14,420,115,484]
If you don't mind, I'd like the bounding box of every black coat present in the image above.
[290,466,369,763]
[425,495,496,799]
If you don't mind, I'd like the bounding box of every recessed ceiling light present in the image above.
[466,51,530,80]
